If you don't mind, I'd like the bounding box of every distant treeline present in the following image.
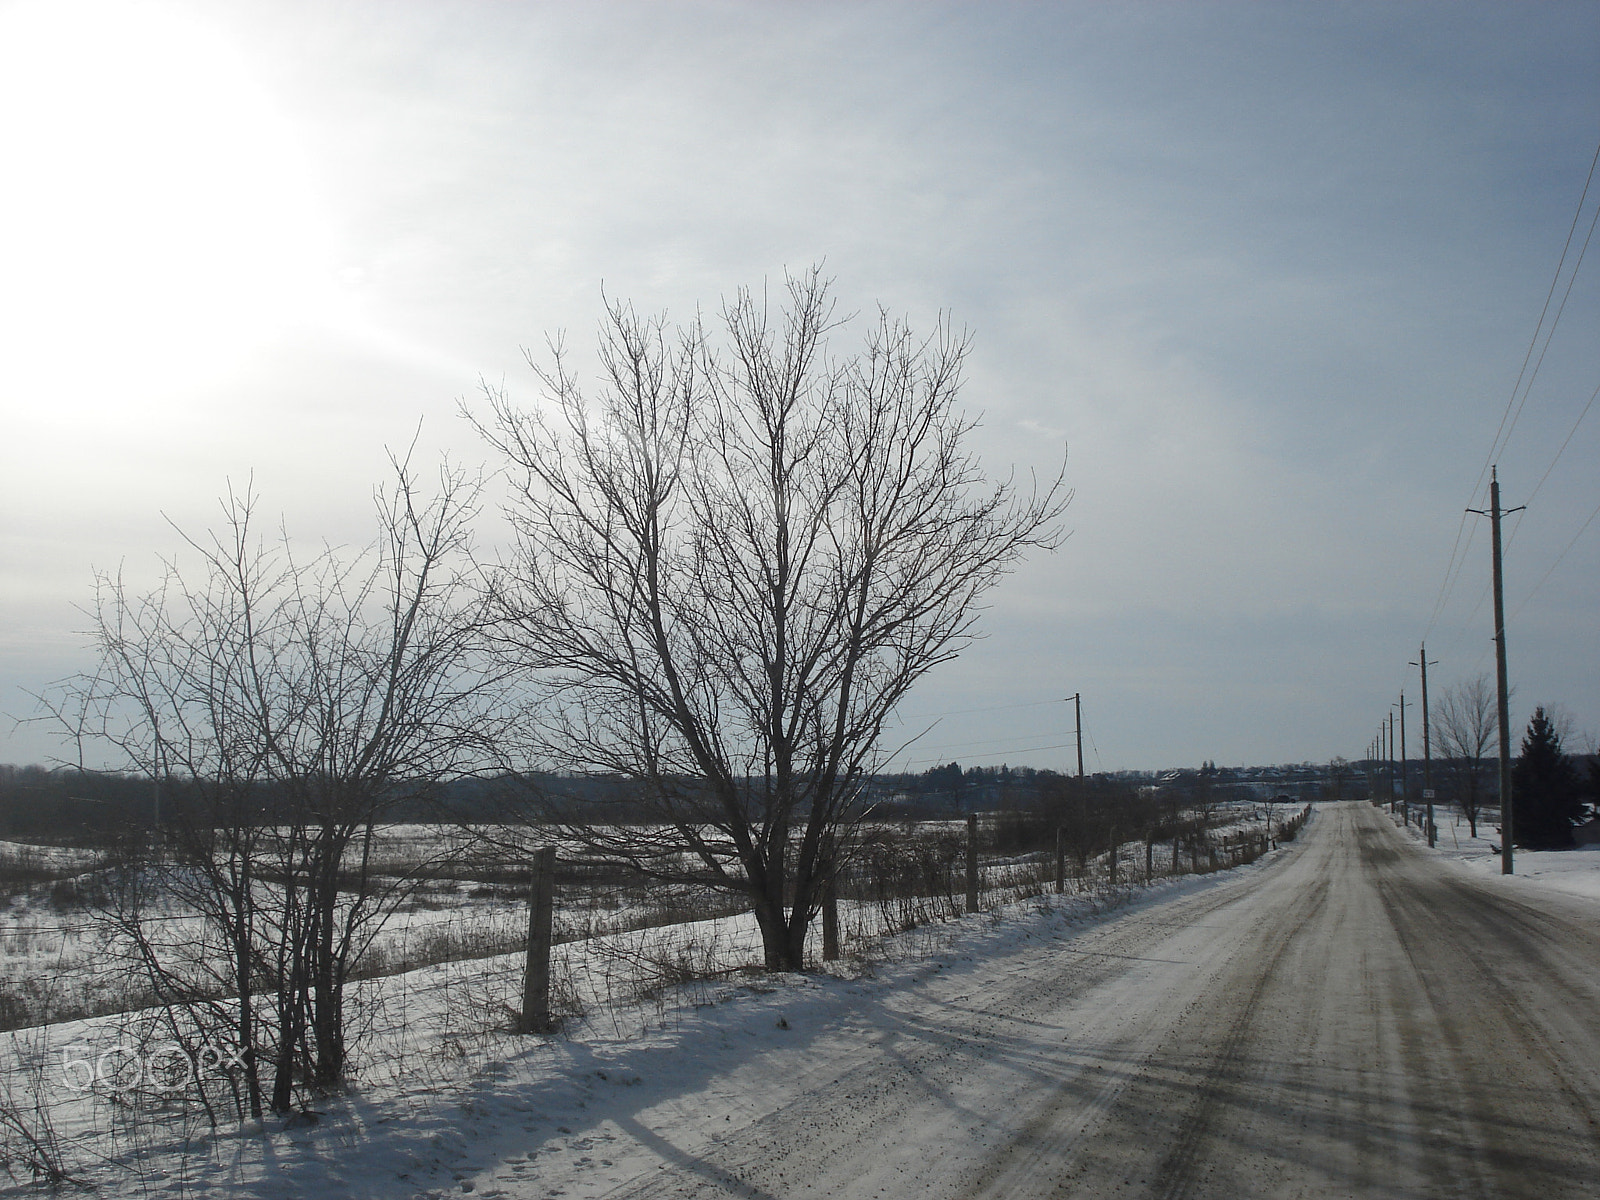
[0,761,1253,843]
[0,765,552,841]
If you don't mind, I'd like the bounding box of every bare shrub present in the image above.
[0,1032,80,1189]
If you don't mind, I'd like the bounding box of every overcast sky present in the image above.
[2,0,1596,774]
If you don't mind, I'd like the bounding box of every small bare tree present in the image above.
[1433,675,1499,838]
[42,456,508,1113]
[474,268,1068,970]
[1323,756,1352,802]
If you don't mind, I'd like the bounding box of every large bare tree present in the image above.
[42,456,508,1112]
[1433,674,1500,838]
[474,269,1068,970]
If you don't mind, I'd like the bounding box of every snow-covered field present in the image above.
[0,806,1279,1031]
[0,803,1314,1196]
[0,882,1231,1199]
[0,844,1245,1197]
[1391,803,1600,902]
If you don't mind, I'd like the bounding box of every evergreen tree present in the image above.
[1511,707,1581,849]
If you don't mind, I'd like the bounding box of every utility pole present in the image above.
[1469,467,1524,876]
[1382,719,1390,805]
[1411,643,1439,847]
[1058,694,1085,891]
[1065,693,1084,778]
[1387,711,1396,812]
[1396,693,1411,826]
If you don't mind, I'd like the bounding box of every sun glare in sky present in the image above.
[0,0,339,421]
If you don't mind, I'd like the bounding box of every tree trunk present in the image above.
[780,914,808,972]
[233,880,263,1120]
[308,825,348,1090]
[271,954,305,1114]
[310,894,345,1089]
[751,894,791,971]
[822,876,839,962]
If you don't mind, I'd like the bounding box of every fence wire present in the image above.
[0,807,1307,1190]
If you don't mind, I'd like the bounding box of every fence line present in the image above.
[0,806,1311,1189]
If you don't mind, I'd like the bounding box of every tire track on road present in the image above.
[1372,817,1600,1197]
[1146,870,1330,1200]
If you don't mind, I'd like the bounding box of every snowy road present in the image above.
[526,802,1600,1200]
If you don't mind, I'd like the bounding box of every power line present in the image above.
[1480,369,1599,646]
[891,728,1078,757]
[1494,191,1600,471]
[1424,135,1600,643]
[888,698,1070,722]
[1509,493,1600,624]
[1479,135,1600,478]
[896,740,1079,770]
[1423,516,1481,641]
[1518,376,1600,516]
[1080,716,1104,773]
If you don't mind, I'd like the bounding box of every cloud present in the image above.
[3,0,1596,769]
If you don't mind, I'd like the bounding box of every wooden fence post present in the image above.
[966,813,979,914]
[1055,827,1065,895]
[520,845,557,1034]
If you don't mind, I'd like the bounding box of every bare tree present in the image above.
[474,269,1068,970]
[41,456,508,1112]
[1433,675,1499,838]
[1323,756,1352,802]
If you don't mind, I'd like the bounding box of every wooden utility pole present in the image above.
[1397,693,1411,826]
[520,845,557,1034]
[1066,693,1084,778]
[1387,711,1396,812]
[1469,467,1523,876]
[1412,643,1439,847]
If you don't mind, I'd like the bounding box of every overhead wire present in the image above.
[1420,133,1600,648]
[1477,136,1599,479]
[1509,493,1600,625]
[889,695,1085,771]
[1084,720,1104,773]
[894,728,1075,758]
[1503,369,1600,563]
[1502,188,1600,560]
[896,742,1079,770]
[1423,518,1482,642]
[1493,178,1600,483]
[1523,378,1600,511]
[888,697,1068,722]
